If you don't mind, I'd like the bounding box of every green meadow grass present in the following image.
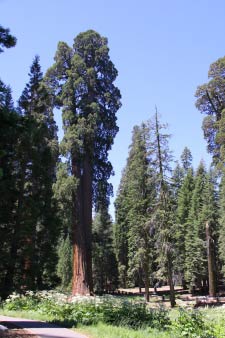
[77,322,175,338]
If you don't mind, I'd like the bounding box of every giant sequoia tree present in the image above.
[46,30,121,295]
[195,56,225,167]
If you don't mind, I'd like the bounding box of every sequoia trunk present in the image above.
[71,155,93,295]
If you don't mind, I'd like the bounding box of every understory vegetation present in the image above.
[1,291,225,337]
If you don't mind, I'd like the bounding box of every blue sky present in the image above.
[1,0,225,217]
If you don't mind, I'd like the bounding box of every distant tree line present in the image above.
[115,56,225,305]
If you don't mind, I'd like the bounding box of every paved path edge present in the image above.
[0,315,88,338]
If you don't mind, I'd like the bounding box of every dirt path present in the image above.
[0,315,88,338]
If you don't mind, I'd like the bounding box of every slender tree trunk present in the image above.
[138,267,142,294]
[206,221,216,297]
[167,257,176,307]
[144,273,150,302]
[144,258,150,302]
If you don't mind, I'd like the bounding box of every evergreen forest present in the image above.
[2,24,225,314]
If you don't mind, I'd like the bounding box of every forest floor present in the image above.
[119,285,225,308]
[119,285,182,293]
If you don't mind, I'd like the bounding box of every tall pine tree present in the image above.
[2,56,59,295]
[147,111,176,307]
[115,124,156,300]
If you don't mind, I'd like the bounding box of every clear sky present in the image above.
[1,0,225,217]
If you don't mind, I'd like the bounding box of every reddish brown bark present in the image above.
[71,155,93,295]
[81,156,93,292]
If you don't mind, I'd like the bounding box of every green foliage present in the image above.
[92,208,118,292]
[16,56,59,290]
[184,163,219,289]
[45,30,121,294]
[0,80,22,297]
[53,162,75,290]
[195,55,225,167]
[147,112,176,306]
[3,293,170,330]
[99,299,170,330]
[185,162,208,286]
[57,236,73,289]
[219,171,225,275]
[181,147,193,173]
[0,25,16,53]
[79,322,175,338]
[0,56,59,298]
[45,29,121,209]
[114,123,155,291]
[174,167,194,283]
[4,293,225,337]
[4,294,40,311]
[172,309,215,338]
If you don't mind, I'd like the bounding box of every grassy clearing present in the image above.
[0,308,52,322]
[77,322,175,338]
[0,309,174,338]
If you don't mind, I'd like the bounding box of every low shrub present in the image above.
[99,299,170,329]
[3,292,170,330]
[4,292,40,311]
[172,309,216,338]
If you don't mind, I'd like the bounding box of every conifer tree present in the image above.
[218,171,225,277]
[147,111,176,307]
[46,30,121,295]
[127,124,155,300]
[171,162,184,202]
[184,162,214,291]
[174,167,194,285]
[195,56,225,167]
[114,124,155,300]
[57,235,73,289]
[0,25,16,53]
[2,56,59,294]
[114,170,130,287]
[92,208,118,292]
[203,171,218,296]
[0,82,21,297]
[181,147,193,174]
[53,162,79,290]
[19,56,59,289]
[0,23,17,178]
